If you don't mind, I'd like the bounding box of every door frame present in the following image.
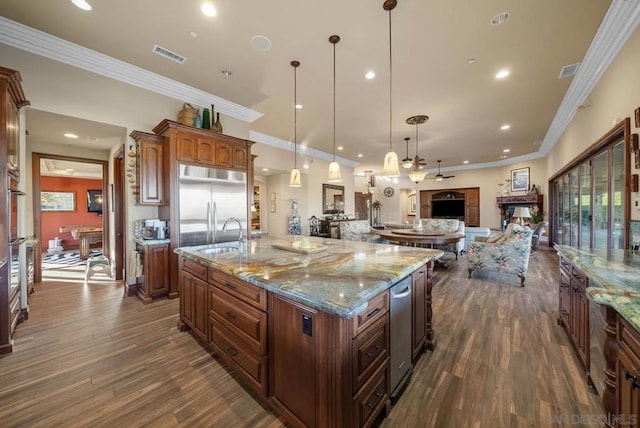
[32,152,110,283]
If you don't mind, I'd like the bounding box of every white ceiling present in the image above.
[1,0,633,177]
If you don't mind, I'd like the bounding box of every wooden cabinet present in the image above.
[208,268,268,396]
[557,254,590,368]
[176,132,216,166]
[135,242,170,303]
[130,131,166,205]
[419,187,480,226]
[617,316,640,426]
[0,67,29,356]
[179,258,208,341]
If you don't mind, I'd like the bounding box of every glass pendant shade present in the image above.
[435,175,444,182]
[408,169,427,184]
[289,168,302,187]
[327,161,342,182]
[401,159,413,169]
[382,151,400,177]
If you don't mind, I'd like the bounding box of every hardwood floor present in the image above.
[0,247,603,427]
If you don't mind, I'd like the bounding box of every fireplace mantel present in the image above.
[496,194,543,224]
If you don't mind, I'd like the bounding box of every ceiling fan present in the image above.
[427,160,456,182]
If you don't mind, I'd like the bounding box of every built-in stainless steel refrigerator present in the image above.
[178,164,247,247]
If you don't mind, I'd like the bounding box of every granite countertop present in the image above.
[176,236,444,319]
[554,245,640,330]
[134,237,171,246]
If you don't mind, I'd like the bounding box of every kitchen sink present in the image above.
[197,242,243,254]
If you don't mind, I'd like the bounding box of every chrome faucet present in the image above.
[222,217,244,242]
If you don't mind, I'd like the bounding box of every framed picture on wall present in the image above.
[510,167,530,192]
[408,194,416,216]
[41,191,76,212]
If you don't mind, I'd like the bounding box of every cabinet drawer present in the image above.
[570,266,587,288]
[352,314,389,394]
[619,316,640,362]
[210,322,268,396]
[209,268,267,311]
[182,258,207,281]
[353,361,389,428]
[559,256,571,276]
[353,291,389,338]
[558,290,570,327]
[209,286,267,355]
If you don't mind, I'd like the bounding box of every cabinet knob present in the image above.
[225,346,238,357]
[225,311,236,320]
[366,345,381,358]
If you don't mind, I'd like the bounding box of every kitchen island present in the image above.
[175,236,443,427]
[555,245,640,427]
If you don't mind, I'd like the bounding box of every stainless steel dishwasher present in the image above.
[389,276,413,401]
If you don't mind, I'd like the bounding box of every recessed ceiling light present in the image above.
[463,160,469,164]
[221,69,232,77]
[262,168,269,172]
[250,35,272,52]
[467,58,476,64]
[190,31,198,38]
[64,133,78,139]
[201,3,217,17]
[71,0,92,11]
[500,124,510,130]
[490,12,510,26]
[357,154,363,158]
[295,104,303,109]
[365,71,375,79]
[303,164,309,169]
[337,146,343,151]
[496,70,510,79]
[503,149,510,153]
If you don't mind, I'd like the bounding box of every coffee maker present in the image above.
[140,219,167,239]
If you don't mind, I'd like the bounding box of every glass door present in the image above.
[593,151,608,249]
[612,141,625,249]
[579,163,591,247]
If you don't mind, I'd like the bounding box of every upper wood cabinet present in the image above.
[154,120,251,172]
[130,131,166,205]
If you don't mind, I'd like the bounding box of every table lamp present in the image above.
[513,206,531,226]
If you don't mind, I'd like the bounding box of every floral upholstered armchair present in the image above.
[419,218,465,259]
[466,223,533,287]
[339,220,386,244]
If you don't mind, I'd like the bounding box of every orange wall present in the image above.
[40,177,103,251]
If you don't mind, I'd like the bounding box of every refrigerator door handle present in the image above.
[206,202,211,244]
[212,201,218,244]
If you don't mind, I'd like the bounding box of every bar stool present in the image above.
[85,255,111,283]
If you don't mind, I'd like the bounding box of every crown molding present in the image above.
[250,131,360,168]
[539,0,640,155]
[0,17,263,123]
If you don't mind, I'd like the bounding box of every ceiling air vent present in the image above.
[558,62,580,79]
[152,44,186,64]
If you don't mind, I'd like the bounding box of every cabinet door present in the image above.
[177,132,198,163]
[146,244,169,297]
[617,347,640,424]
[138,139,164,204]
[193,276,208,341]
[216,142,232,168]
[577,287,589,365]
[412,265,426,360]
[465,206,479,227]
[197,138,216,165]
[232,146,247,169]
[180,270,194,328]
[466,188,479,206]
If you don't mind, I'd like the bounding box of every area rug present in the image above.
[42,250,103,270]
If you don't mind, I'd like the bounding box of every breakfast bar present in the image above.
[175,236,443,427]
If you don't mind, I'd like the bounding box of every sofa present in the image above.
[339,220,386,243]
[416,218,465,259]
[466,223,533,286]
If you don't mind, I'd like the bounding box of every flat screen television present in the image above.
[431,200,464,219]
[87,189,103,214]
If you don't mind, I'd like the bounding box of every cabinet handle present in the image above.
[366,345,381,358]
[188,277,194,284]
[367,308,381,319]
[225,311,236,320]
[225,283,236,290]
[375,392,382,398]
[225,346,237,357]
[560,309,570,316]
[367,403,375,409]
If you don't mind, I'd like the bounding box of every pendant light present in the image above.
[381,0,400,177]
[401,137,413,169]
[406,115,429,184]
[289,60,302,187]
[327,35,342,182]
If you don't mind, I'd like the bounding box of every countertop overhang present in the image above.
[176,236,444,318]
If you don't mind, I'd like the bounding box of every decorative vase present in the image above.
[193,108,202,128]
[202,108,211,129]
[288,200,301,235]
[212,112,223,133]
